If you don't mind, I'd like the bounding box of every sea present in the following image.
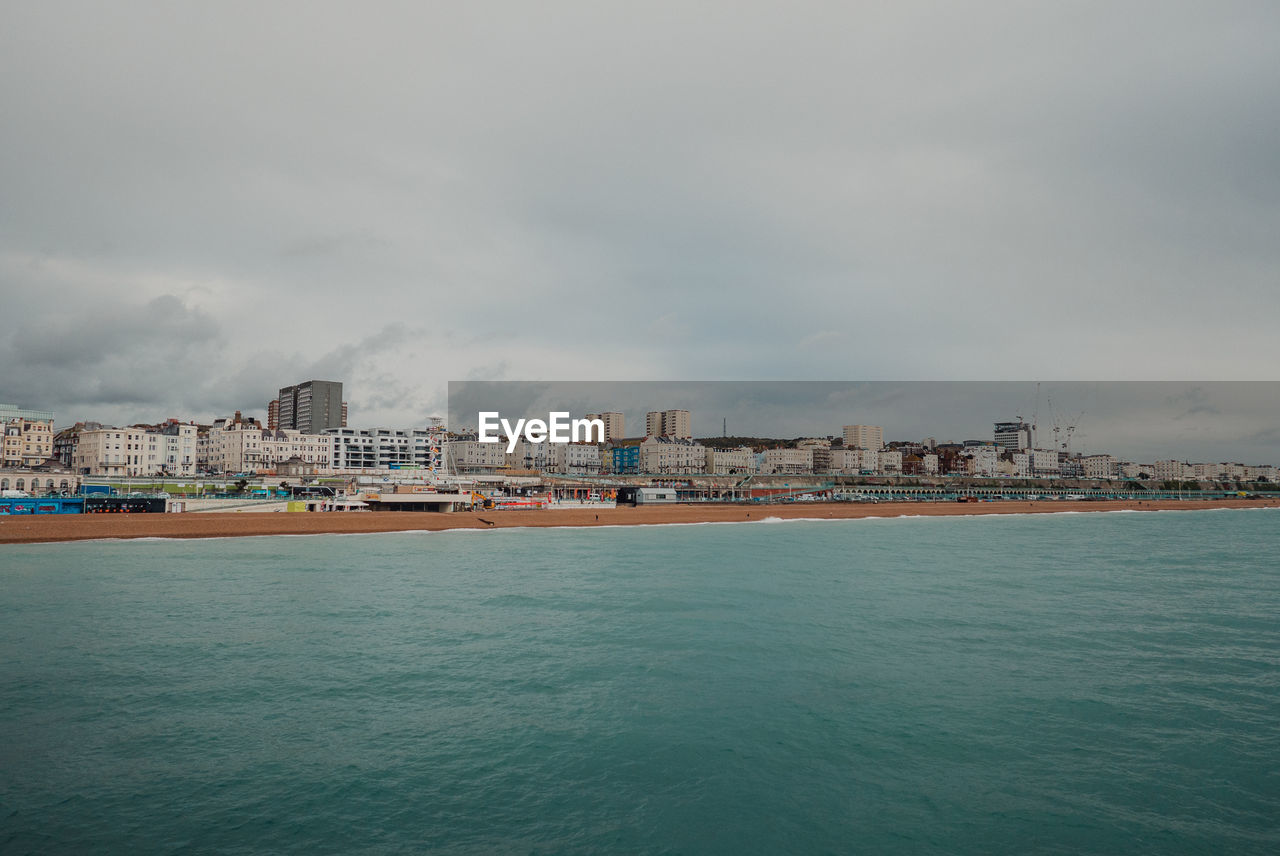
[2,509,1278,855]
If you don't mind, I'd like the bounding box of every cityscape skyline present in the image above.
[448,381,1280,465]
[7,380,1280,470]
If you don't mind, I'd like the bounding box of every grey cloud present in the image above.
[1239,427,1280,447]
[3,2,1280,430]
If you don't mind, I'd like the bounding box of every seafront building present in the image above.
[71,421,198,477]
[555,443,604,475]
[640,436,705,473]
[796,438,832,472]
[444,439,508,474]
[1121,462,1154,479]
[706,446,757,474]
[325,427,444,472]
[960,446,1000,478]
[762,447,814,475]
[1154,460,1189,482]
[878,449,903,474]
[1027,448,1061,477]
[828,448,862,473]
[2,415,54,469]
[609,444,642,475]
[53,423,100,467]
[200,414,334,475]
[1083,455,1117,479]
[502,441,603,475]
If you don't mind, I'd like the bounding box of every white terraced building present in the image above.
[762,447,813,475]
[640,436,706,474]
[705,446,757,474]
[72,423,198,477]
[502,441,603,475]
[554,443,603,474]
[200,417,333,475]
[1083,455,1117,479]
[444,440,508,474]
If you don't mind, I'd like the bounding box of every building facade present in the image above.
[201,416,334,474]
[553,443,603,474]
[609,445,642,474]
[762,447,814,475]
[326,427,444,472]
[878,449,904,474]
[842,424,883,450]
[1153,460,1189,482]
[277,380,344,433]
[993,421,1032,451]
[796,439,831,472]
[2,417,54,468]
[1083,454,1117,479]
[585,412,625,443]
[705,446,757,474]
[444,440,508,474]
[1028,449,1061,477]
[73,428,142,477]
[640,436,705,473]
[645,410,692,439]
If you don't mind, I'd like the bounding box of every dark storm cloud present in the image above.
[3,2,1280,435]
[0,292,222,414]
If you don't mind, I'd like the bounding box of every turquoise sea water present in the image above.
[2,509,1278,854]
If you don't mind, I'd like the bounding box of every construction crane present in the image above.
[1015,382,1042,449]
[1046,394,1062,452]
[1063,409,1086,456]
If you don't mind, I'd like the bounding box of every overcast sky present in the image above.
[3,3,1279,444]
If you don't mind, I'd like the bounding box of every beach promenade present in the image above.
[2,498,1277,544]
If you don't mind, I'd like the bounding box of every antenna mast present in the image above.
[1031,382,1041,449]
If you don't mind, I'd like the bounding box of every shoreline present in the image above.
[2,498,1277,544]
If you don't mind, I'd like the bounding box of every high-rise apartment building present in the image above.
[585,412,625,442]
[277,380,344,434]
[645,409,691,439]
[842,424,883,450]
[267,399,279,430]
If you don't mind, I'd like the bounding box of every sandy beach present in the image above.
[1,498,1276,544]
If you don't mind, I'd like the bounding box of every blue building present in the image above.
[0,496,84,515]
[610,445,641,474]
